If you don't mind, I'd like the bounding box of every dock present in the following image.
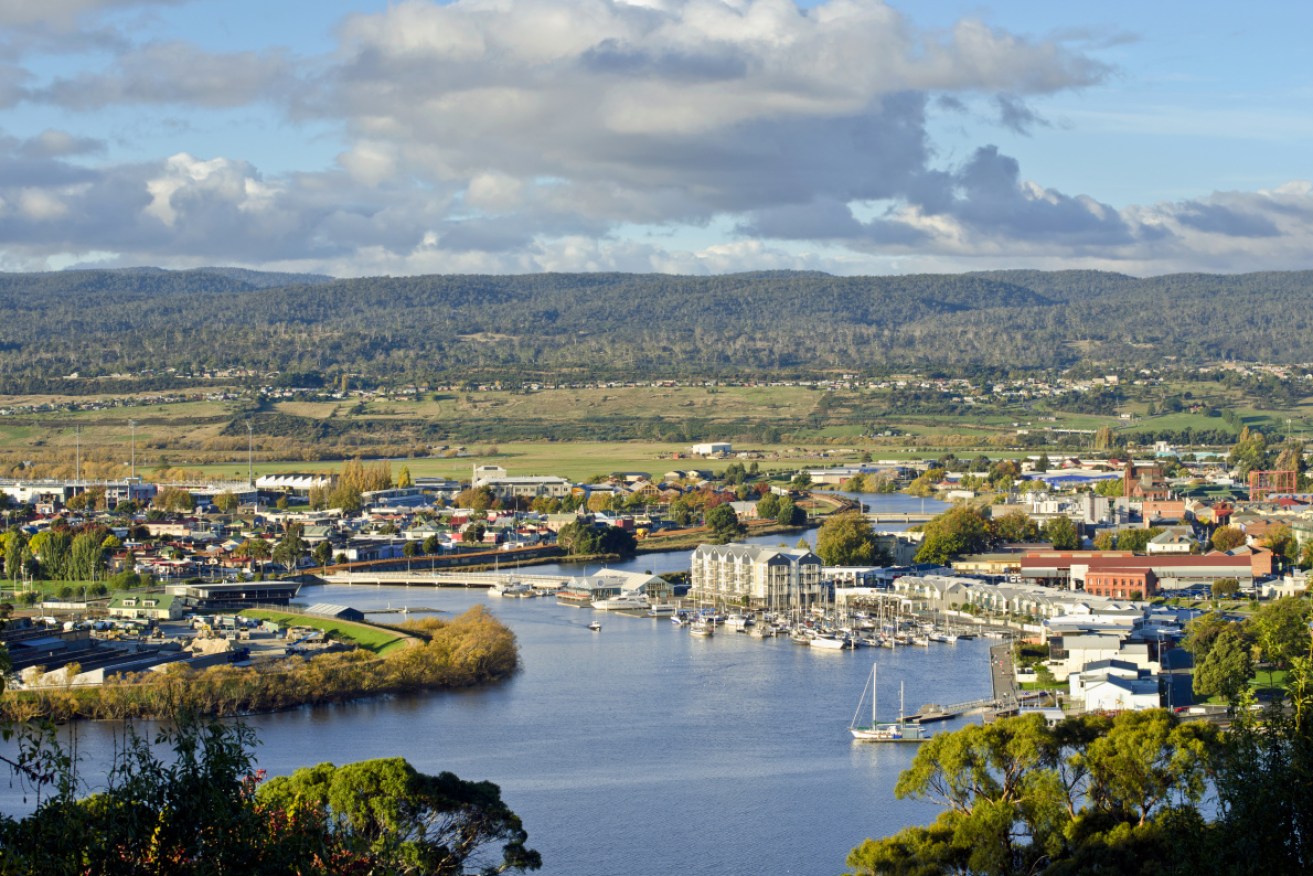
[905,696,1000,723]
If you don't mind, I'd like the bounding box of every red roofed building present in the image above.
[1021,550,1256,592]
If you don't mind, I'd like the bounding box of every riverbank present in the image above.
[0,605,518,722]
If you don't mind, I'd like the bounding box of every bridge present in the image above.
[863,512,937,524]
[322,570,574,592]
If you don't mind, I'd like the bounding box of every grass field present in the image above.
[1,378,1310,478]
[243,608,412,655]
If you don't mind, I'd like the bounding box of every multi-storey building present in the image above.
[690,544,823,609]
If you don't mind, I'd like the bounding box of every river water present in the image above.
[6,492,985,876]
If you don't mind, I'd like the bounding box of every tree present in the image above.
[705,504,742,544]
[914,505,992,565]
[816,511,886,566]
[1092,529,1117,550]
[403,540,420,558]
[455,486,495,514]
[756,493,781,520]
[0,719,541,875]
[214,491,240,514]
[1042,516,1081,550]
[462,523,487,545]
[154,487,196,513]
[1250,596,1313,674]
[1211,525,1246,552]
[257,758,541,875]
[1211,577,1240,599]
[397,465,414,488]
[992,509,1039,544]
[66,531,106,581]
[1193,625,1253,704]
[1263,523,1297,562]
[776,497,804,526]
[234,537,271,572]
[272,523,307,569]
[312,541,333,568]
[848,711,1220,876]
[1114,526,1164,554]
[1082,709,1215,826]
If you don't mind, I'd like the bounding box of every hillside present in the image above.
[1,268,1310,392]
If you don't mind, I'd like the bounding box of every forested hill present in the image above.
[1,267,1311,391]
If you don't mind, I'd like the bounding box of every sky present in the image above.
[0,0,1311,278]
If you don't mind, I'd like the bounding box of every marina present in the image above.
[5,579,996,876]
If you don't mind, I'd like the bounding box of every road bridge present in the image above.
[863,512,937,524]
[321,570,573,592]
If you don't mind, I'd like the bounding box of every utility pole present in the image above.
[247,421,254,486]
[129,420,136,480]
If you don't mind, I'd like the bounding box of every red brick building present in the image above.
[1084,567,1158,599]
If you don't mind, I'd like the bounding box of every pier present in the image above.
[905,696,1000,723]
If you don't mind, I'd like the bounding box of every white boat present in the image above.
[724,614,752,633]
[591,593,650,611]
[645,604,677,617]
[588,621,602,632]
[689,617,714,637]
[489,580,536,598]
[849,664,926,744]
[928,632,958,644]
[810,634,848,651]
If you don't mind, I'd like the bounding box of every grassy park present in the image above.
[243,609,414,655]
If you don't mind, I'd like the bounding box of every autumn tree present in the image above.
[815,511,887,566]
[914,505,993,565]
[991,509,1039,543]
[1211,525,1246,552]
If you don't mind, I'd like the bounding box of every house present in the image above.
[1123,464,1170,500]
[108,592,182,621]
[1146,528,1195,555]
[1082,675,1162,712]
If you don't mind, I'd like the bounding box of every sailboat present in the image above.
[849,664,927,743]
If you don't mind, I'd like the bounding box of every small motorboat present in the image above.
[588,621,602,632]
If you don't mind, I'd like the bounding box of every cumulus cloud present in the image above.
[1,0,1312,276]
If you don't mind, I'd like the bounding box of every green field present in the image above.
[0,377,1305,479]
[244,609,413,655]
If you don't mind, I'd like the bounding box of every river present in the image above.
[6,491,981,876]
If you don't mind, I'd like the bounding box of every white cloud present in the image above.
[2,0,1311,277]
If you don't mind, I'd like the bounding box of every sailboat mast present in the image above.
[872,664,878,725]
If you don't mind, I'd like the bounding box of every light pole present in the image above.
[246,421,254,486]
[129,420,136,480]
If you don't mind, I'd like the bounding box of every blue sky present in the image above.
[0,0,1310,276]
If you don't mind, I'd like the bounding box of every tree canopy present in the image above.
[0,718,541,875]
[816,511,888,566]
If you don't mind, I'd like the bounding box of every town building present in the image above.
[690,543,823,609]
